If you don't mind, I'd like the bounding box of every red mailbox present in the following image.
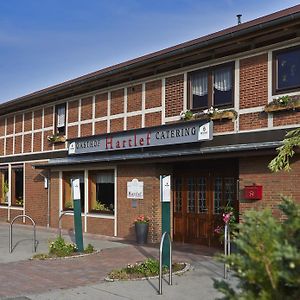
[244,185,263,200]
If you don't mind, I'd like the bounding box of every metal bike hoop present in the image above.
[9,214,37,253]
[159,231,172,295]
[58,210,74,237]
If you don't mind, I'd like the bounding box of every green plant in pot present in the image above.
[3,181,9,203]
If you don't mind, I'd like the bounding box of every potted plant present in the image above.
[47,134,66,143]
[3,181,9,204]
[134,215,150,245]
[264,95,300,113]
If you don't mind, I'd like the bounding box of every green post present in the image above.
[161,175,171,268]
[72,179,84,252]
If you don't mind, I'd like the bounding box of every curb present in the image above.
[104,262,190,282]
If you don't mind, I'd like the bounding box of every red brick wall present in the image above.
[81,97,93,121]
[6,137,13,155]
[6,116,14,135]
[0,139,4,156]
[95,93,108,118]
[127,115,142,130]
[145,80,162,109]
[0,118,5,136]
[68,100,79,123]
[25,162,48,226]
[273,110,300,127]
[87,217,114,235]
[239,156,300,220]
[80,123,93,137]
[145,112,161,127]
[44,107,53,128]
[68,125,78,139]
[165,74,184,117]
[110,118,124,133]
[111,89,124,115]
[127,84,142,112]
[23,134,32,153]
[240,54,268,109]
[34,109,43,130]
[214,120,234,133]
[239,112,268,131]
[0,207,7,222]
[117,165,161,242]
[15,115,23,133]
[24,112,32,132]
[95,121,107,135]
[50,171,60,228]
[14,135,22,154]
[43,130,53,151]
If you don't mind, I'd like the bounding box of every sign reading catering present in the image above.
[68,120,213,155]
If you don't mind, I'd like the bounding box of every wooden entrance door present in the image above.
[173,169,238,247]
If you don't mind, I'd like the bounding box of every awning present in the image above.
[33,127,290,169]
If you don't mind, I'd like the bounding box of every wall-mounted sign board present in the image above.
[127,179,144,199]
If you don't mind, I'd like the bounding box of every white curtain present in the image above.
[96,172,114,183]
[192,72,208,96]
[57,106,66,128]
[214,67,232,91]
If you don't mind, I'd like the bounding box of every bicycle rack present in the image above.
[224,224,231,279]
[9,214,37,253]
[159,231,172,295]
[58,210,74,237]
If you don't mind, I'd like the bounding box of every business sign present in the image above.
[127,179,144,199]
[160,175,171,202]
[68,120,213,155]
[71,178,81,200]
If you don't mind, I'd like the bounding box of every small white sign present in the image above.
[69,142,76,155]
[127,179,144,199]
[161,175,171,202]
[72,178,81,200]
[198,121,213,141]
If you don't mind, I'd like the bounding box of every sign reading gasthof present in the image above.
[68,120,213,155]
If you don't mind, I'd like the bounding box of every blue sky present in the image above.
[0,0,299,103]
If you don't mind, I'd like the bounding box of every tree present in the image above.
[268,127,300,172]
[214,197,300,300]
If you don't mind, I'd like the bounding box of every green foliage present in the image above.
[84,243,95,254]
[269,128,300,172]
[108,258,184,280]
[49,236,77,257]
[214,196,300,300]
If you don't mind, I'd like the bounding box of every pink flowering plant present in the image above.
[214,205,238,240]
[134,215,150,224]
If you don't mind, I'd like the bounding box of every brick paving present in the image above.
[0,243,219,298]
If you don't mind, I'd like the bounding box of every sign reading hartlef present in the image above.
[68,120,213,155]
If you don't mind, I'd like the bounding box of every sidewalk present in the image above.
[0,222,225,300]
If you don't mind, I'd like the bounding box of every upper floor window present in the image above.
[274,46,300,94]
[189,62,234,110]
[55,103,66,135]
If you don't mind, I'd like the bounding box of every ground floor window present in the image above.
[0,167,9,205]
[12,166,24,207]
[63,172,85,211]
[89,170,114,214]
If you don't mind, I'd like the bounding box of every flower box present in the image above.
[185,108,237,121]
[264,96,300,113]
[47,135,66,143]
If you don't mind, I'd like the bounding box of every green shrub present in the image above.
[49,236,77,257]
[84,243,95,254]
[214,196,300,300]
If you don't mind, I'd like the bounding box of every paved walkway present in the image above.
[0,222,226,299]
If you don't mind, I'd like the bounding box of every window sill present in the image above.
[265,97,300,113]
[89,210,114,215]
[87,213,115,219]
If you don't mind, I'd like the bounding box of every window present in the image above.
[63,172,85,211]
[89,170,114,214]
[189,63,234,110]
[274,46,300,93]
[55,103,66,135]
[11,166,24,206]
[0,167,9,205]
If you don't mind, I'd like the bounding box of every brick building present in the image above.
[0,6,299,246]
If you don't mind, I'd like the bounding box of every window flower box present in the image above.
[47,134,66,143]
[181,107,237,122]
[264,95,300,113]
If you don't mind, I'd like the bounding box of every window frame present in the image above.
[188,62,235,111]
[0,166,9,206]
[55,103,66,136]
[88,170,115,215]
[272,45,300,95]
